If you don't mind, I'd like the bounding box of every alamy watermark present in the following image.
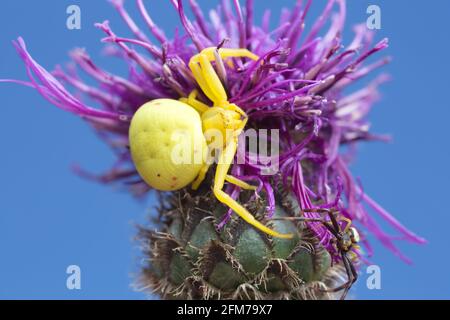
[366,264,382,290]
[66,5,81,30]
[66,265,81,290]
[169,128,280,175]
[367,5,382,30]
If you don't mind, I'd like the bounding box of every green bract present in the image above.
[138,187,344,300]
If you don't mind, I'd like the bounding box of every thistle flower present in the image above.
[2,0,425,299]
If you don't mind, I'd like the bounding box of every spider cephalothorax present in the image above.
[129,47,293,239]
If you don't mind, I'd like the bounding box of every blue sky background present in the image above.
[0,0,448,300]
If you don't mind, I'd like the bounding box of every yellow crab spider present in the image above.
[129,47,293,239]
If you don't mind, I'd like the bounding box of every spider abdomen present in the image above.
[129,99,207,191]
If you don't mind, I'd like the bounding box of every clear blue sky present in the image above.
[0,0,448,299]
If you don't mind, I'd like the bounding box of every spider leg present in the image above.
[275,212,342,241]
[189,47,259,106]
[270,217,326,223]
[326,209,342,234]
[213,138,293,239]
[339,253,355,300]
[219,48,259,61]
[191,163,211,190]
[341,253,358,300]
[325,252,358,300]
[225,175,257,190]
[189,52,228,106]
[197,47,259,62]
[270,216,340,239]
[303,208,346,233]
[221,109,255,191]
[339,216,353,234]
[300,208,340,234]
[189,59,218,104]
[303,208,333,214]
[198,54,228,105]
[180,89,209,114]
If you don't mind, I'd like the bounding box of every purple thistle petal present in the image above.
[11,38,128,121]
[361,192,427,245]
[136,0,167,43]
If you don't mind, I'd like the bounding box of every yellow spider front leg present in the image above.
[214,138,292,239]
[187,47,293,239]
[189,47,259,106]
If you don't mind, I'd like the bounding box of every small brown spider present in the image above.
[274,207,360,300]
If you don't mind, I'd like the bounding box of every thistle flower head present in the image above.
[3,0,425,263]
